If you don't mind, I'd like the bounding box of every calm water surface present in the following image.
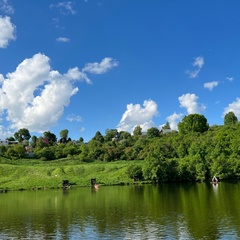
[0,183,240,239]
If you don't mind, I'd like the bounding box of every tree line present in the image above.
[0,111,240,182]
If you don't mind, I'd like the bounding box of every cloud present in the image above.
[0,125,13,140]
[166,112,183,131]
[0,16,16,48]
[0,53,117,134]
[50,1,76,15]
[66,114,83,122]
[79,127,85,132]
[186,56,204,78]
[0,74,4,83]
[226,77,234,82]
[56,37,70,42]
[117,99,158,133]
[0,0,14,14]
[82,57,119,74]
[178,93,206,114]
[192,56,204,68]
[223,98,240,119]
[204,81,218,91]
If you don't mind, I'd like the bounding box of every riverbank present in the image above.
[0,158,144,191]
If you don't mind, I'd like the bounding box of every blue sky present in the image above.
[0,0,240,142]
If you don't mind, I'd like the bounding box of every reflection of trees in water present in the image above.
[0,184,240,239]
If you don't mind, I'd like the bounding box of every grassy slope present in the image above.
[0,158,144,190]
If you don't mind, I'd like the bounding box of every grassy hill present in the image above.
[0,158,144,190]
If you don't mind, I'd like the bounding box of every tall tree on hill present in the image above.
[59,129,69,143]
[178,114,209,134]
[133,125,142,136]
[44,131,57,146]
[224,111,238,125]
[14,128,31,142]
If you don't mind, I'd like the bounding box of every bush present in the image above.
[126,164,143,180]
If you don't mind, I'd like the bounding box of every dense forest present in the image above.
[1,112,240,182]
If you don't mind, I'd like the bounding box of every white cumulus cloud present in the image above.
[223,98,240,119]
[166,112,183,131]
[83,57,119,74]
[117,99,158,133]
[0,53,116,134]
[0,16,16,48]
[178,93,206,114]
[204,81,218,91]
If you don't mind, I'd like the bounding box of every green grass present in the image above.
[0,157,144,190]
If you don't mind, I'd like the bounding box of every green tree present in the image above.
[34,147,55,160]
[126,164,143,180]
[146,127,160,138]
[13,144,26,158]
[44,131,57,146]
[105,129,118,142]
[143,152,167,182]
[36,136,49,149]
[30,135,37,147]
[14,128,31,142]
[60,129,69,139]
[133,125,142,136]
[92,131,104,143]
[119,131,132,140]
[6,136,15,141]
[178,114,209,134]
[0,145,7,156]
[224,111,238,125]
[162,122,170,129]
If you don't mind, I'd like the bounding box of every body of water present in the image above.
[0,182,240,239]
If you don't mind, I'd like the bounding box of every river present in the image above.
[0,182,239,239]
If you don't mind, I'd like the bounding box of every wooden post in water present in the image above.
[62,180,69,188]
[90,178,96,186]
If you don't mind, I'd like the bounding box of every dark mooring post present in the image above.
[62,180,69,188]
[90,178,96,186]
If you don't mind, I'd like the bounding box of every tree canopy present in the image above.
[14,128,31,142]
[178,114,209,134]
[224,111,238,125]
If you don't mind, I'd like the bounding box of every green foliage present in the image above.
[162,121,170,129]
[14,128,31,142]
[126,164,143,180]
[3,115,240,184]
[34,147,55,160]
[146,127,160,138]
[92,131,104,143]
[178,114,209,134]
[133,125,142,137]
[36,137,49,149]
[43,131,57,145]
[60,129,69,139]
[224,111,238,125]
[105,129,118,142]
[13,144,26,158]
